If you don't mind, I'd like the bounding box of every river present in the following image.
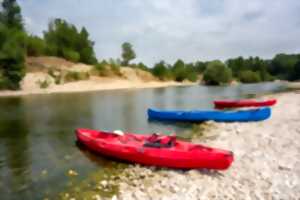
[0,82,286,199]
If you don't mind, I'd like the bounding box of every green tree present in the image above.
[0,0,23,30]
[77,27,97,64]
[172,59,186,82]
[226,57,245,77]
[152,61,171,80]
[291,60,300,81]
[26,35,46,56]
[238,70,261,83]
[137,62,149,71]
[203,60,232,85]
[43,18,97,64]
[194,61,206,73]
[121,42,136,66]
[269,54,299,80]
[0,25,26,90]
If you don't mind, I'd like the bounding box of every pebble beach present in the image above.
[113,91,300,200]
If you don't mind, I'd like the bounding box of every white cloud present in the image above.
[19,0,300,65]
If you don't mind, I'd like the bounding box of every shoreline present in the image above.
[0,79,196,97]
[56,91,300,200]
[115,91,300,199]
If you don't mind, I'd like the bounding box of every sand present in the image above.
[0,73,195,97]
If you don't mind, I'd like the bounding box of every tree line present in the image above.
[1,0,300,90]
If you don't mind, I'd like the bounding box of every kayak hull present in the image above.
[147,107,271,122]
[76,129,234,170]
[214,99,277,109]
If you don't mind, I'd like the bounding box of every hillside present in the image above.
[0,56,193,96]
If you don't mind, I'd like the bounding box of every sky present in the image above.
[19,0,300,66]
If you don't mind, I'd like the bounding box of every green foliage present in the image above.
[36,78,51,89]
[121,42,136,66]
[26,35,46,56]
[269,54,300,80]
[152,61,172,80]
[48,68,62,84]
[137,62,149,71]
[64,71,90,82]
[185,66,198,82]
[203,60,232,85]
[43,18,97,64]
[108,58,121,75]
[0,0,24,30]
[194,61,207,73]
[94,62,107,76]
[291,60,300,81]
[62,48,80,62]
[172,59,186,82]
[227,56,276,82]
[171,59,198,82]
[238,70,261,83]
[0,24,26,90]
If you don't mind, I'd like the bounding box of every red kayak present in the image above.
[76,128,234,170]
[214,99,277,109]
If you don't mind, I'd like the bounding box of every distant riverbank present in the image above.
[0,76,196,97]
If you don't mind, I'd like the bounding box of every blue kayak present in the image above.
[148,107,271,122]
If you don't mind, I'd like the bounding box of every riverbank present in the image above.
[110,91,300,200]
[0,77,195,97]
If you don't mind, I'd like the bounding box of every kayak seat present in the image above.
[118,134,143,144]
[143,134,176,148]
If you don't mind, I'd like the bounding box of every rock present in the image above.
[100,180,108,188]
[111,195,117,200]
[92,194,101,200]
[68,169,78,176]
[41,169,48,176]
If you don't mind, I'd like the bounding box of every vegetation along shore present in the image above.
[1,0,300,96]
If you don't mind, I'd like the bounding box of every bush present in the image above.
[36,78,51,89]
[64,71,89,82]
[238,70,261,83]
[62,48,80,62]
[108,59,121,76]
[203,60,232,85]
[93,62,107,76]
[48,68,62,84]
[152,61,172,81]
[172,59,186,82]
[0,25,26,90]
[26,35,46,56]
[185,69,198,82]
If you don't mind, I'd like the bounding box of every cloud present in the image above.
[19,0,300,66]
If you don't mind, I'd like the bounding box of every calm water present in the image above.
[0,82,286,199]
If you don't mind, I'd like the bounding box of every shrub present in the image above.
[152,61,172,81]
[172,59,186,82]
[185,69,198,82]
[203,60,232,85]
[26,35,46,56]
[108,59,121,76]
[48,68,62,84]
[36,78,51,89]
[0,25,26,90]
[62,48,80,63]
[238,70,261,83]
[64,71,89,82]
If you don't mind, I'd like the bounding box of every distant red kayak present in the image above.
[76,129,234,170]
[214,99,277,109]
